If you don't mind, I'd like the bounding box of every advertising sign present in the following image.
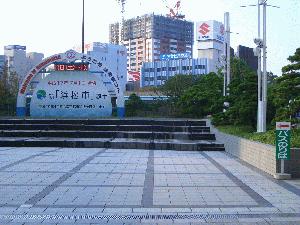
[30,71,112,118]
[196,20,225,43]
[160,52,191,61]
[276,122,291,160]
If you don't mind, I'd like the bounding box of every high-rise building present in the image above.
[237,45,258,72]
[4,45,44,84]
[26,52,44,69]
[109,14,194,80]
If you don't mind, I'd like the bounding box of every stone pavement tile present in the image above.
[73,208,104,214]
[190,208,222,213]
[265,217,300,222]
[161,208,192,213]
[265,222,300,225]
[204,218,240,223]
[41,218,76,224]
[238,217,269,223]
[43,208,76,214]
[248,207,280,213]
[220,207,251,214]
[102,208,133,213]
[133,208,162,213]
[0,207,18,214]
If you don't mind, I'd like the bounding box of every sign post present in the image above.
[274,122,291,180]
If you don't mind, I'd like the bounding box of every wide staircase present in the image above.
[0,119,224,151]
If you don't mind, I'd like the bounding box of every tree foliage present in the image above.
[268,48,300,122]
[125,93,145,117]
[176,73,223,118]
[213,58,258,127]
[0,62,19,105]
[282,48,300,73]
[160,74,199,101]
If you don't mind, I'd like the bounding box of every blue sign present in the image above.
[160,52,191,61]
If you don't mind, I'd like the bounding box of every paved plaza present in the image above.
[0,147,299,224]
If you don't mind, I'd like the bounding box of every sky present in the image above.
[0,0,299,76]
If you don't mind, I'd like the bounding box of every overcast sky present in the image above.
[0,0,299,76]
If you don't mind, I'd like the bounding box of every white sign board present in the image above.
[30,71,112,118]
[196,20,225,43]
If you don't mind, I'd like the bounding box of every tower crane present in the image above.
[162,0,185,19]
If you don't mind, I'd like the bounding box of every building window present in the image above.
[195,65,205,69]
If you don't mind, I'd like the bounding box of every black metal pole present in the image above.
[82,0,85,54]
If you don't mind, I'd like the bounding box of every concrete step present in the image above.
[0,124,210,132]
[0,119,207,126]
[0,137,224,151]
[0,130,216,140]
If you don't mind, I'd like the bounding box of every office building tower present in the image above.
[109,14,194,80]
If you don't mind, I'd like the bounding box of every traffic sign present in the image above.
[276,122,291,160]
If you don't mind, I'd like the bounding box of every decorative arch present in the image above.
[16,50,125,117]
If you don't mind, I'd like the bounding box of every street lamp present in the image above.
[241,0,279,133]
[82,0,85,54]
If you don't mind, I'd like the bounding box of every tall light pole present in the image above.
[82,0,85,54]
[241,0,279,132]
[262,0,268,132]
[256,0,263,132]
[223,12,231,97]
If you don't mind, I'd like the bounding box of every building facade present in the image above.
[4,45,44,84]
[85,42,127,95]
[109,14,194,80]
[140,58,211,87]
[237,45,258,72]
[196,20,226,73]
[0,55,5,76]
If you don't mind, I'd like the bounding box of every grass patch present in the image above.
[216,125,300,148]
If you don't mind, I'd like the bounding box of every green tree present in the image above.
[213,58,258,127]
[176,73,223,118]
[160,74,198,101]
[268,48,300,122]
[125,93,145,117]
[159,74,199,115]
[0,62,19,105]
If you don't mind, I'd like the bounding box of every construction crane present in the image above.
[162,0,185,19]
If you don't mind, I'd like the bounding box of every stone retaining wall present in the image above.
[211,125,300,178]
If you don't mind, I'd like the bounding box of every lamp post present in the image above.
[241,0,279,132]
[82,0,85,54]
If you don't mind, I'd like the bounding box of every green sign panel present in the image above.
[276,122,291,160]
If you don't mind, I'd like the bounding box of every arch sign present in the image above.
[16,50,125,117]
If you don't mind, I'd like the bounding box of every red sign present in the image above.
[199,23,210,35]
[54,64,88,71]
